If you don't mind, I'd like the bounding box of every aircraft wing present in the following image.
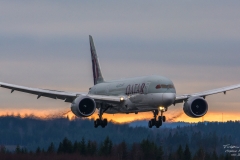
[175,84,240,104]
[0,82,78,102]
[0,82,124,103]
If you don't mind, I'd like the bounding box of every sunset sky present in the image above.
[0,1,240,123]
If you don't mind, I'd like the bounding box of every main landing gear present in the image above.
[148,109,166,128]
[94,107,108,128]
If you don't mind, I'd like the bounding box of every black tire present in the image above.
[158,119,162,126]
[148,121,152,128]
[155,120,161,128]
[158,116,162,121]
[94,120,98,128]
[151,119,156,126]
[96,119,100,126]
[162,116,166,122]
[103,119,108,126]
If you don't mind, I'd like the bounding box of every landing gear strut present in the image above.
[94,106,108,128]
[148,109,166,128]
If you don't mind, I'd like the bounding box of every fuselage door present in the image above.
[89,87,96,94]
[105,84,110,96]
[143,81,151,94]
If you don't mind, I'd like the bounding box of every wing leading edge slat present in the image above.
[0,82,77,102]
[175,84,240,104]
[0,82,124,104]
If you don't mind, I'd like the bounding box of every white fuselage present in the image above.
[88,75,176,114]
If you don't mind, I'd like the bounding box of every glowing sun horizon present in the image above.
[0,108,239,123]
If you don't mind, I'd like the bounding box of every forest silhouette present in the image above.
[0,116,239,159]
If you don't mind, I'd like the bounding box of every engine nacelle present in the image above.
[71,96,96,117]
[183,96,208,118]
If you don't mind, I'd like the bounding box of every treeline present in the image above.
[0,137,237,160]
[1,116,240,157]
[0,116,151,149]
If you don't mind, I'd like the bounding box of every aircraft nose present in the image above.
[162,93,176,107]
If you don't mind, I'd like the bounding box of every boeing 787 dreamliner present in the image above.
[0,36,240,128]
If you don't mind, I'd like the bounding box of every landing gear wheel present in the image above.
[151,119,156,126]
[94,117,108,128]
[94,120,98,128]
[96,119,101,125]
[147,110,166,128]
[162,116,166,122]
[148,110,161,128]
[158,116,166,122]
[101,119,108,128]
[155,118,162,128]
[94,105,108,128]
[158,119,163,126]
[103,119,108,126]
[94,119,100,128]
[148,121,152,128]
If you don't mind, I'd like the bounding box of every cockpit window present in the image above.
[156,84,175,89]
[155,84,161,89]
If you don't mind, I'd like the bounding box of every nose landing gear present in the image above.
[148,109,166,128]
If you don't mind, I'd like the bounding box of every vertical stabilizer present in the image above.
[89,35,104,85]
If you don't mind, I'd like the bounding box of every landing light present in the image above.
[159,106,165,111]
[120,97,124,101]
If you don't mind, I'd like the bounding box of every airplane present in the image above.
[0,35,240,128]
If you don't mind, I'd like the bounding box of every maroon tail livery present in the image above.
[89,35,104,85]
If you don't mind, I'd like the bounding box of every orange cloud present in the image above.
[0,108,239,123]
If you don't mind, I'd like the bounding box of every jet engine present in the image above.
[71,96,96,117]
[183,96,208,118]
